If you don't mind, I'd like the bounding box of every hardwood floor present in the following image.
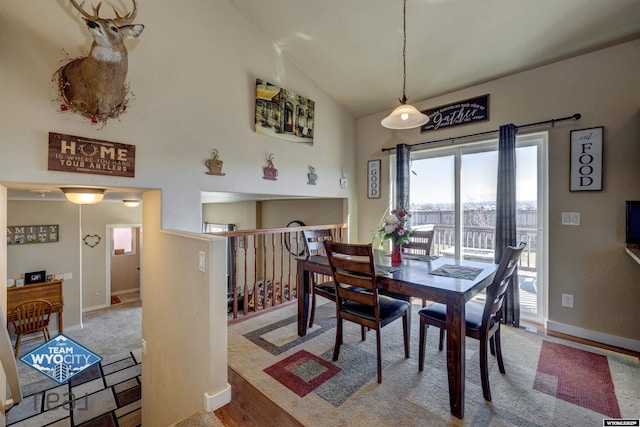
[214,367,303,427]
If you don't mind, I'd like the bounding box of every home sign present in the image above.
[48,132,135,177]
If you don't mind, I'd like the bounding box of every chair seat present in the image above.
[419,302,495,332]
[314,280,336,298]
[343,295,410,322]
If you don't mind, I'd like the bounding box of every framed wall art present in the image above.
[7,225,59,245]
[254,79,315,145]
[367,160,381,199]
[570,126,603,192]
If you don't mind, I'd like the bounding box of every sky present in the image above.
[409,145,537,205]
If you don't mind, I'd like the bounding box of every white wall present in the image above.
[80,201,142,309]
[0,0,357,234]
[6,201,81,331]
[0,185,7,425]
[142,190,229,426]
[0,1,357,424]
[356,40,640,348]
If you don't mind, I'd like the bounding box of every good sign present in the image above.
[48,132,135,177]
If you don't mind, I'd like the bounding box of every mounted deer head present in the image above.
[56,0,144,124]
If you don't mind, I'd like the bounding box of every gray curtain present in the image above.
[395,144,411,210]
[495,124,519,326]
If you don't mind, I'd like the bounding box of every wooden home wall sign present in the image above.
[420,94,489,133]
[8,225,59,245]
[48,132,135,177]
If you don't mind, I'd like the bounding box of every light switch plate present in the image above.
[199,251,206,272]
[562,212,580,225]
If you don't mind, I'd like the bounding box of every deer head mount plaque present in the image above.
[55,0,144,126]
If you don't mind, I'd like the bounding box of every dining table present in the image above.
[296,251,498,419]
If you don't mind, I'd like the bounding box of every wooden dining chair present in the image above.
[402,228,434,256]
[302,229,336,327]
[324,241,410,383]
[403,228,435,307]
[9,299,53,358]
[418,241,526,401]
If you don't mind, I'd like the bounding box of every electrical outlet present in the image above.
[94,292,100,300]
[562,293,574,308]
[63,272,73,280]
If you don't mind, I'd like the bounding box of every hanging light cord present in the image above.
[399,0,408,105]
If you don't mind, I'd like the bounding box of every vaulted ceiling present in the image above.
[231,0,640,118]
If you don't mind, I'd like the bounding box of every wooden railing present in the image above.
[207,223,346,322]
[209,222,536,322]
[431,225,537,270]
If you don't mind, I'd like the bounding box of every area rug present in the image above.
[7,350,142,427]
[534,340,621,418]
[228,302,640,426]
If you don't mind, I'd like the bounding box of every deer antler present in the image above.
[69,0,137,25]
[112,0,138,25]
[69,0,102,20]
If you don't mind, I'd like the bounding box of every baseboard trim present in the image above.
[204,384,231,412]
[546,320,640,352]
[83,303,110,313]
[111,288,140,296]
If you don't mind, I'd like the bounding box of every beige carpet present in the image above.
[228,301,640,426]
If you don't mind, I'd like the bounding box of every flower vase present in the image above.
[391,241,402,266]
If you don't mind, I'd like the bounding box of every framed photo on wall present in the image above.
[367,160,381,199]
[570,126,603,191]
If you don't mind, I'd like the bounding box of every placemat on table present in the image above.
[429,264,483,280]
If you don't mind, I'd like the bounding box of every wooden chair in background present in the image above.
[9,299,52,358]
[302,229,335,327]
[403,228,435,306]
[402,229,434,256]
[418,242,526,401]
[324,241,410,383]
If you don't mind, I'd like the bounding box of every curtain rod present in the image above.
[381,113,581,153]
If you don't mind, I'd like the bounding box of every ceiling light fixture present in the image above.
[381,0,429,130]
[122,199,140,208]
[60,187,107,205]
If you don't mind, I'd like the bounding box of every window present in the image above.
[113,227,135,256]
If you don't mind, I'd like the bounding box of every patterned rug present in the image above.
[534,340,621,418]
[228,302,640,426]
[7,350,142,427]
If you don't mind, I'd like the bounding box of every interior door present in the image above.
[109,227,140,300]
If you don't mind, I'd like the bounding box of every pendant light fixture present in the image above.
[381,0,429,130]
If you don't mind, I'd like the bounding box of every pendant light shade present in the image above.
[60,187,106,205]
[381,0,429,130]
[381,103,429,129]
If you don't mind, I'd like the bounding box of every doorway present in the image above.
[398,132,547,324]
[106,224,142,305]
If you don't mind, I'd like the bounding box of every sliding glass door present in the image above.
[401,132,546,323]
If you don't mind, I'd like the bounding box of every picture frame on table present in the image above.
[570,126,603,192]
[24,270,46,285]
[367,159,381,199]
